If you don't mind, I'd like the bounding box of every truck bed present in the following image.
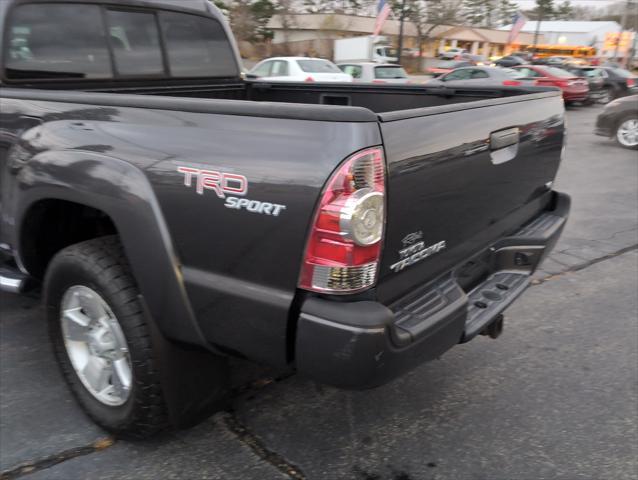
[5,78,558,115]
[1,81,565,370]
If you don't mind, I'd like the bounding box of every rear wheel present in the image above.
[598,87,613,104]
[615,116,638,150]
[45,236,169,438]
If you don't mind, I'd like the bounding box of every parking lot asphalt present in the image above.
[1,104,637,480]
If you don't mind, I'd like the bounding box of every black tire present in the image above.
[614,114,638,150]
[599,87,614,104]
[44,236,169,438]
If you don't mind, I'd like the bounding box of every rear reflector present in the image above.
[299,147,386,294]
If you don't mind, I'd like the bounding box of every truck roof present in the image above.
[0,0,222,27]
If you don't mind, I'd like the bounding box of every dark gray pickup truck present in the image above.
[0,0,570,437]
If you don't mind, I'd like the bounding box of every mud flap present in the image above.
[140,296,230,429]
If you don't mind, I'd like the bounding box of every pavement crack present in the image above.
[0,438,114,480]
[533,243,638,286]
[231,371,296,399]
[222,412,306,480]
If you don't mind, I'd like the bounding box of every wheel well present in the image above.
[20,199,117,279]
[616,111,638,128]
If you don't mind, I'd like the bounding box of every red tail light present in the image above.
[304,76,315,83]
[299,147,386,294]
[503,80,522,86]
[627,78,635,87]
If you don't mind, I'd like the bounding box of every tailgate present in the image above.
[376,92,565,303]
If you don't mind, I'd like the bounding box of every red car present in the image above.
[513,65,589,102]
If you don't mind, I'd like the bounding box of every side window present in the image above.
[341,65,362,79]
[4,4,112,80]
[518,68,538,78]
[159,11,238,78]
[444,69,470,81]
[271,61,289,76]
[470,69,489,79]
[252,61,273,77]
[106,10,164,76]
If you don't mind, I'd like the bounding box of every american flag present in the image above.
[507,12,528,45]
[373,0,392,37]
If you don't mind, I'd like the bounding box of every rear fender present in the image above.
[14,149,208,349]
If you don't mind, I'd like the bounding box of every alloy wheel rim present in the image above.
[617,119,638,147]
[60,286,132,406]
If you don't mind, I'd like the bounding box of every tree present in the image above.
[210,0,276,43]
[498,0,519,26]
[303,0,375,15]
[463,0,493,27]
[463,0,519,28]
[531,0,555,21]
[553,0,574,20]
[391,0,462,57]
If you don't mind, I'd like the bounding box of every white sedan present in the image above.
[337,63,410,84]
[248,57,353,83]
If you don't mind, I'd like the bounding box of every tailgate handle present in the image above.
[490,128,520,150]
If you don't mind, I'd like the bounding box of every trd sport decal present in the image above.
[177,166,287,217]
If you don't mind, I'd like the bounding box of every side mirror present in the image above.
[245,73,258,80]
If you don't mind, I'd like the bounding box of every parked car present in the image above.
[249,57,352,83]
[494,55,527,68]
[0,0,570,438]
[595,95,638,149]
[547,56,571,65]
[513,65,589,103]
[402,47,421,58]
[426,60,475,77]
[459,53,488,65]
[338,63,410,84]
[563,66,606,104]
[511,51,534,62]
[426,67,535,87]
[439,47,467,59]
[597,67,638,103]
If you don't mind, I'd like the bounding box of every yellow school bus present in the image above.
[523,45,596,58]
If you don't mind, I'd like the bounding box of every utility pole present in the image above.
[613,0,630,63]
[397,0,407,65]
[532,7,544,54]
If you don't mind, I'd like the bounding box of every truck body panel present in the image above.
[0,0,570,392]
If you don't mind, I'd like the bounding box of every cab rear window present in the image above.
[3,3,238,81]
[160,11,237,78]
[5,4,112,80]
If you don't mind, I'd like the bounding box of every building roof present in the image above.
[501,21,621,34]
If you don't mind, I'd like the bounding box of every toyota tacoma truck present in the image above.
[0,0,570,437]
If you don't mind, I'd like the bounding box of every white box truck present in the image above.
[334,36,398,64]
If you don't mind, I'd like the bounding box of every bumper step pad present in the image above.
[462,272,530,342]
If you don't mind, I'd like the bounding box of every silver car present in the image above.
[426,66,534,87]
[337,63,410,84]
